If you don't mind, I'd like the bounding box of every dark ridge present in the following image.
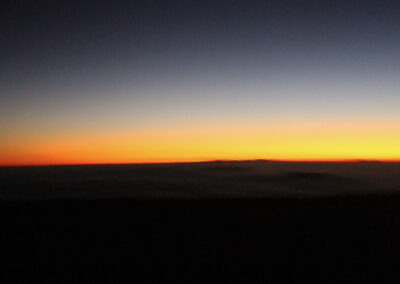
[234,171,344,183]
[200,165,248,172]
[282,171,342,180]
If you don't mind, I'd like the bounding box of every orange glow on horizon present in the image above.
[1,121,400,166]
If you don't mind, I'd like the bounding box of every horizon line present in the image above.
[2,158,400,167]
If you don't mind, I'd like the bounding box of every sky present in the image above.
[1,0,400,165]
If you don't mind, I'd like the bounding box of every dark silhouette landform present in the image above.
[1,160,400,281]
[1,160,399,200]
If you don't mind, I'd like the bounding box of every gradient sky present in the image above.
[1,0,400,165]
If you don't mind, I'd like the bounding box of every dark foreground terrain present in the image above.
[1,161,400,282]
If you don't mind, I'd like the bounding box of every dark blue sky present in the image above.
[2,0,400,93]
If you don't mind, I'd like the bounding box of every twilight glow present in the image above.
[2,1,400,165]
